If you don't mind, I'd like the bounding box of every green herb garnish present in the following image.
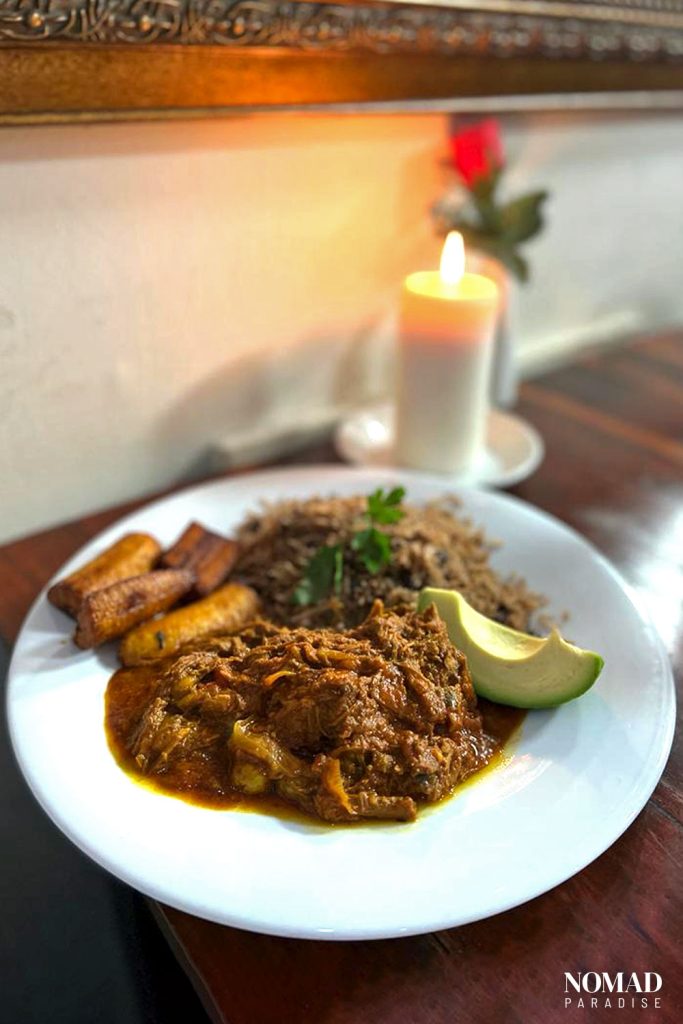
[292,543,344,606]
[351,486,405,574]
[366,486,406,526]
[350,527,391,574]
[293,487,406,606]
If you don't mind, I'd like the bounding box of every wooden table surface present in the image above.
[1,331,681,1024]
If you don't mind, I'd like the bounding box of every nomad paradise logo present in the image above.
[564,972,663,1010]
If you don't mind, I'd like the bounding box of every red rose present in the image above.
[449,119,504,188]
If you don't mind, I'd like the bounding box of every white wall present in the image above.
[0,115,442,541]
[502,111,683,370]
[1,110,682,542]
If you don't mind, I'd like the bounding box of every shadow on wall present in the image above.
[145,129,433,480]
[151,317,396,478]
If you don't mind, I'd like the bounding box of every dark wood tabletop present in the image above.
[2,331,681,1024]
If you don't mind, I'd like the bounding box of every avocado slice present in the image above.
[417,587,604,709]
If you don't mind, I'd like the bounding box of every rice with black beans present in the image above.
[234,495,546,632]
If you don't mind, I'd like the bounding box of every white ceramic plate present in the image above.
[335,404,545,487]
[7,467,675,940]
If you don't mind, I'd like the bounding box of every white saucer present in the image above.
[335,404,545,488]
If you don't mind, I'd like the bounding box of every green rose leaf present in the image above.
[470,165,503,207]
[499,190,549,245]
[495,247,530,284]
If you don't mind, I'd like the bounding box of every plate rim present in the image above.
[6,464,677,940]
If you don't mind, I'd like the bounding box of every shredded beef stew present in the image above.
[106,602,523,823]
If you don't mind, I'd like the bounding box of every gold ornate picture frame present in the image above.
[0,1,682,123]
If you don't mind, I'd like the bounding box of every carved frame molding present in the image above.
[0,1,682,122]
[1,1,683,60]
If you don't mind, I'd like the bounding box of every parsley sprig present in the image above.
[292,543,343,607]
[293,487,406,607]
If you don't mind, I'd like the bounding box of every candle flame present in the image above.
[440,231,465,287]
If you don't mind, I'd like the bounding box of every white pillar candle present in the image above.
[394,232,499,474]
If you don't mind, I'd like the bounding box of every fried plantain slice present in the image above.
[74,569,194,649]
[48,533,161,618]
[119,582,259,666]
[160,522,207,570]
[161,522,240,598]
